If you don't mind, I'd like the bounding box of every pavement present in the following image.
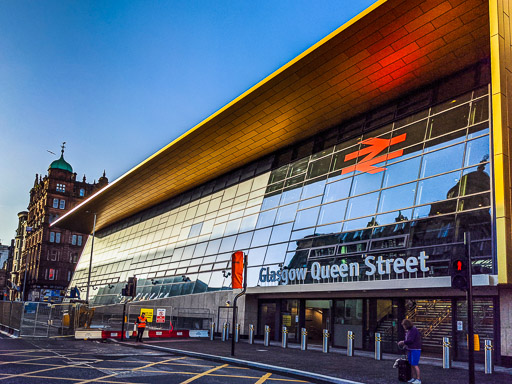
[117,337,512,384]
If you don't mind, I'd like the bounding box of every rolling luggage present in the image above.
[397,357,412,382]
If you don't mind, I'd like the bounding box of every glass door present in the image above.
[305,300,331,344]
[333,299,363,348]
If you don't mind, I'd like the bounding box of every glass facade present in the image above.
[70,80,492,305]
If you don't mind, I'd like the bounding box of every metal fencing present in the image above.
[1,300,212,338]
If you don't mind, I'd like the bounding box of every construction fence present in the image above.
[0,301,212,338]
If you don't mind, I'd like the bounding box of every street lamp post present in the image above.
[85,213,97,304]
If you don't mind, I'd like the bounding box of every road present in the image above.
[0,335,311,384]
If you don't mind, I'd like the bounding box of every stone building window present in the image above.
[56,183,65,192]
[53,198,59,208]
[59,199,66,209]
[49,232,55,242]
[79,188,85,197]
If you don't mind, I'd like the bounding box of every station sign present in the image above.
[259,252,429,286]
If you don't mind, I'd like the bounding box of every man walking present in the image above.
[136,312,147,342]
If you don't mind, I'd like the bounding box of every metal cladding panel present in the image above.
[54,0,491,234]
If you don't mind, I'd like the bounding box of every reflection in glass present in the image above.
[378,183,416,213]
[343,217,374,231]
[247,247,267,266]
[294,207,320,229]
[256,209,277,228]
[318,200,347,225]
[240,214,258,232]
[350,172,384,196]
[269,223,293,244]
[324,177,352,203]
[302,178,326,199]
[219,235,236,253]
[288,157,309,177]
[464,136,489,167]
[276,203,298,224]
[420,143,464,178]
[299,196,322,210]
[416,171,460,207]
[261,194,280,211]
[375,209,411,226]
[383,156,421,188]
[280,187,302,205]
[251,227,272,247]
[234,232,253,250]
[345,192,379,220]
[469,96,489,125]
[265,243,288,264]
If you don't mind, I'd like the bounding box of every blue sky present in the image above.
[0,0,377,243]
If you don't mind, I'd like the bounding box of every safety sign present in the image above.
[156,308,166,323]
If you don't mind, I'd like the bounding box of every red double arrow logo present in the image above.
[341,133,407,175]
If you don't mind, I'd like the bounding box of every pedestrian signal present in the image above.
[450,257,468,291]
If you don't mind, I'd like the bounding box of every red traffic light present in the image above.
[456,260,462,271]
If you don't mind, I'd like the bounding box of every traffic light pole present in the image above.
[231,253,247,357]
[465,232,475,384]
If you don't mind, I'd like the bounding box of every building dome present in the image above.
[49,144,73,173]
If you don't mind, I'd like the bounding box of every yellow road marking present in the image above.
[255,372,273,383]
[0,352,87,365]
[0,361,101,381]
[74,356,186,384]
[11,374,139,384]
[179,363,229,384]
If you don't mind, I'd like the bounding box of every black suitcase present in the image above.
[397,358,412,382]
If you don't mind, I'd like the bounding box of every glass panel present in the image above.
[240,214,258,232]
[331,145,360,174]
[247,247,267,267]
[251,227,272,247]
[307,156,332,179]
[464,136,489,167]
[269,165,288,184]
[391,119,427,149]
[459,164,490,196]
[420,143,464,178]
[256,209,277,229]
[375,209,412,226]
[431,92,471,114]
[426,103,470,139]
[350,171,384,196]
[261,194,281,211]
[234,232,253,250]
[269,223,293,244]
[469,96,489,125]
[382,156,421,188]
[302,178,326,199]
[288,157,309,177]
[299,196,322,210]
[416,171,461,208]
[264,243,288,264]
[219,236,236,253]
[378,182,416,213]
[294,207,320,229]
[345,192,379,220]
[323,177,352,203]
[280,187,302,205]
[275,203,298,224]
[318,200,347,225]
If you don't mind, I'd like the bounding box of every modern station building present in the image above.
[55,0,512,365]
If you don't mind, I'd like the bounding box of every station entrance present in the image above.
[257,296,496,361]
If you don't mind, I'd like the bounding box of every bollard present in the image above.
[347,331,354,356]
[264,325,271,347]
[322,329,330,353]
[235,324,240,343]
[442,337,451,369]
[282,326,288,348]
[210,322,215,341]
[222,322,229,341]
[301,328,308,351]
[484,340,494,374]
[375,333,382,360]
[249,324,255,344]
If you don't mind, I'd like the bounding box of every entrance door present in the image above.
[333,299,363,348]
[259,302,279,340]
[365,299,399,352]
[305,300,331,344]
